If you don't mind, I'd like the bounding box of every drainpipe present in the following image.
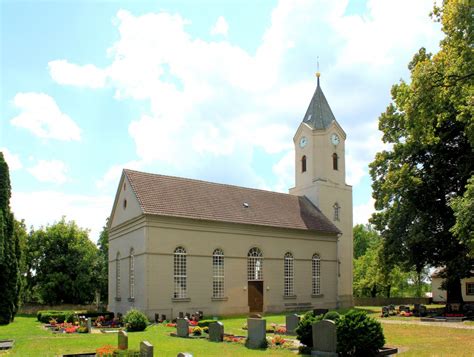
[336,233,342,309]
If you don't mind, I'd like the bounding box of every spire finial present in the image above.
[315,56,321,85]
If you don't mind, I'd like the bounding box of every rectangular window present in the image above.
[213,250,224,298]
[284,253,294,296]
[312,255,321,295]
[466,282,474,296]
[174,248,187,299]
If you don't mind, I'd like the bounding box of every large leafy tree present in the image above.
[97,219,109,303]
[0,152,21,324]
[370,0,473,303]
[26,218,100,305]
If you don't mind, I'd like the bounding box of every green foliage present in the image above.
[450,176,474,257]
[0,152,21,325]
[25,218,100,305]
[124,308,148,332]
[197,319,215,327]
[353,224,380,259]
[336,310,385,356]
[97,219,109,303]
[369,0,474,302]
[295,310,323,347]
[323,311,340,321]
[37,311,69,324]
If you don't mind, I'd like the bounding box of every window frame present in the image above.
[173,247,187,299]
[312,254,321,296]
[466,282,474,296]
[129,248,135,300]
[212,248,225,298]
[284,252,294,297]
[247,247,263,281]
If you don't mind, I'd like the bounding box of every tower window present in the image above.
[302,155,307,173]
[333,203,340,221]
[332,153,338,170]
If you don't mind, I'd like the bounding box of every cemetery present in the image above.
[1,305,473,356]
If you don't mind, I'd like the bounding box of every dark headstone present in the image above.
[312,319,338,357]
[247,318,266,349]
[179,312,184,319]
[285,314,300,334]
[118,330,128,350]
[177,353,193,357]
[161,314,167,322]
[140,341,153,357]
[399,305,410,313]
[381,306,389,317]
[313,308,329,316]
[177,318,189,338]
[154,313,159,323]
[209,321,224,342]
[419,305,427,317]
[198,311,204,319]
[185,312,191,319]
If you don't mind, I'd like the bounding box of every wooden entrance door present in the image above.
[248,281,264,312]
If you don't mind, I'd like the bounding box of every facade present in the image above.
[431,269,474,303]
[108,74,353,318]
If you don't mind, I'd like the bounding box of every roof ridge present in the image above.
[124,168,299,199]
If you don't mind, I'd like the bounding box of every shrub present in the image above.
[336,310,385,356]
[295,310,324,347]
[124,308,148,332]
[323,311,340,321]
[197,319,215,328]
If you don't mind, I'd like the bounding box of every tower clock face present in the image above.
[299,136,308,148]
[331,133,340,146]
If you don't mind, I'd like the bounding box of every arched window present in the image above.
[312,254,321,295]
[212,248,224,298]
[284,252,294,297]
[129,248,135,299]
[332,153,338,170]
[302,155,307,172]
[248,247,263,281]
[333,202,340,221]
[116,252,121,299]
[174,247,187,298]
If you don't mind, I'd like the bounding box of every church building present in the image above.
[108,73,353,318]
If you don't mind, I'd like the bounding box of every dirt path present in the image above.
[379,319,474,330]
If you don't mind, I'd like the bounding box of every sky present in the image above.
[1,0,443,242]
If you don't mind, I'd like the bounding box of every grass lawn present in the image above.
[1,308,473,357]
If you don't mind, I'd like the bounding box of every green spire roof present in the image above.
[302,76,337,130]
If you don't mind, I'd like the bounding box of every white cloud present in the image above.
[11,190,112,242]
[48,60,106,88]
[10,93,81,141]
[47,0,442,193]
[96,160,143,190]
[272,150,294,193]
[1,148,22,171]
[353,197,376,225]
[210,16,229,36]
[28,159,69,184]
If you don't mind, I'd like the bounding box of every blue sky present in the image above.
[1,0,442,241]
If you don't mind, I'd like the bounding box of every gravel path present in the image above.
[379,319,474,330]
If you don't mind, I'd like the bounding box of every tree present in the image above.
[450,177,474,257]
[370,0,474,304]
[97,219,109,303]
[26,218,100,305]
[0,152,21,324]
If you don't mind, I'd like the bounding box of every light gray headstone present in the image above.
[209,321,224,342]
[311,319,337,357]
[286,314,300,334]
[176,318,189,338]
[140,341,153,357]
[118,330,128,350]
[247,318,266,349]
[86,318,92,333]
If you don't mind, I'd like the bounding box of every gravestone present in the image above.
[118,330,128,350]
[209,321,224,342]
[198,311,204,319]
[177,353,193,357]
[154,313,159,323]
[312,319,337,357]
[285,314,300,334]
[382,306,389,317]
[185,312,191,319]
[177,318,189,338]
[161,314,167,322]
[86,318,92,333]
[419,305,427,317]
[140,341,153,357]
[313,308,329,316]
[399,305,410,313]
[247,318,266,349]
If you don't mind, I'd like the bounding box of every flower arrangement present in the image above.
[271,335,287,347]
[223,335,246,344]
[192,326,202,336]
[96,344,116,357]
[166,322,176,327]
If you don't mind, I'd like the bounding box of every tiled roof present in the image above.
[124,169,340,234]
[302,77,337,130]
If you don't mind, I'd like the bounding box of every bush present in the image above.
[124,308,148,332]
[197,319,215,328]
[336,310,385,356]
[295,310,324,347]
[323,311,340,321]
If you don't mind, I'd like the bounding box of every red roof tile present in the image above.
[124,169,340,234]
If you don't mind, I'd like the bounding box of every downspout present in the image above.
[336,233,342,309]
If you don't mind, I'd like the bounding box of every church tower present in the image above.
[289,72,353,307]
